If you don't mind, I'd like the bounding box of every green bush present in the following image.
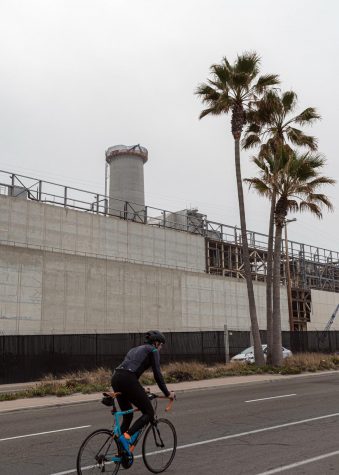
[280,366,302,375]
[140,373,155,386]
[0,393,18,401]
[55,387,71,397]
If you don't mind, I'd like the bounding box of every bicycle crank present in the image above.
[121,452,134,469]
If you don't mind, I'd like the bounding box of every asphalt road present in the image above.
[1,373,339,474]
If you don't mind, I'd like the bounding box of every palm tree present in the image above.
[242,91,320,363]
[196,52,279,366]
[243,90,320,153]
[246,148,335,365]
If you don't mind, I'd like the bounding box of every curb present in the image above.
[0,371,338,414]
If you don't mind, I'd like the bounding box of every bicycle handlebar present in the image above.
[102,390,176,412]
[165,397,175,412]
[147,390,176,412]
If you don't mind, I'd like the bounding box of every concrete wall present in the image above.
[0,195,293,335]
[0,244,290,335]
[309,289,339,331]
[0,196,205,272]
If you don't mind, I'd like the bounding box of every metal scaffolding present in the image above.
[206,238,339,292]
[206,237,339,329]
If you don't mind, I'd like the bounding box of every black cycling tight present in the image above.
[111,369,154,436]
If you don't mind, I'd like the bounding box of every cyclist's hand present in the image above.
[169,391,176,400]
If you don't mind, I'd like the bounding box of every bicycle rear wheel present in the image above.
[76,429,121,474]
[142,418,177,473]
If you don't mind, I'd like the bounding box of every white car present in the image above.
[231,344,292,363]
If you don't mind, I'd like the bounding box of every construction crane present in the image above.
[319,304,339,341]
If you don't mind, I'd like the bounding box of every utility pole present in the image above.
[284,218,296,331]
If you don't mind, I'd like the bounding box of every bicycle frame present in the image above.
[107,405,145,463]
[100,392,174,465]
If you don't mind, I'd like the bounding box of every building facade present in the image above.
[0,171,338,335]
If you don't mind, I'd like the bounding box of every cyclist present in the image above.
[111,330,175,452]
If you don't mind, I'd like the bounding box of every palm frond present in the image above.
[235,51,261,75]
[252,156,271,174]
[244,177,272,196]
[245,122,261,134]
[299,201,323,218]
[307,176,337,187]
[303,153,326,169]
[198,107,222,119]
[211,63,231,86]
[195,84,220,102]
[285,127,318,149]
[258,90,283,115]
[286,199,299,213]
[293,107,321,126]
[281,91,298,113]
[242,134,261,149]
[231,72,252,90]
[299,135,318,151]
[258,141,276,159]
[221,56,232,71]
[254,74,280,94]
[308,193,334,211]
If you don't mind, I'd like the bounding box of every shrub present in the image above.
[163,362,210,382]
[140,372,155,386]
[2,353,339,401]
[0,393,18,401]
[280,366,302,375]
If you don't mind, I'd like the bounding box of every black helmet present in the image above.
[145,330,166,345]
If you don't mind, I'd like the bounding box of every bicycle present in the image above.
[76,390,177,474]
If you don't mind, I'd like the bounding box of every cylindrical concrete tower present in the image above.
[105,144,148,218]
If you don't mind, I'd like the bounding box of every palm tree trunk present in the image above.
[265,190,276,364]
[234,138,265,366]
[272,220,283,366]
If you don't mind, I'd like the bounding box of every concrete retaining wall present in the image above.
[0,195,301,335]
[0,243,291,334]
[0,196,205,272]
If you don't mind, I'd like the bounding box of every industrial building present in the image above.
[0,144,338,337]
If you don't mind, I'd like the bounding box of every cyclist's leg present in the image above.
[127,382,155,436]
[111,371,134,433]
[112,370,154,436]
[116,394,133,433]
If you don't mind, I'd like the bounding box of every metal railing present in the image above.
[0,169,338,270]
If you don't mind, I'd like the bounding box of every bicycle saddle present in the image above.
[101,392,121,407]
[102,391,121,398]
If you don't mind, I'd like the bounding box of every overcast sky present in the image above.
[1,0,338,251]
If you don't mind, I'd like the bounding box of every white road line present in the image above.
[245,394,296,403]
[0,425,91,442]
[51,468,84,474]
[255,449,339,474]
[50,412,339,475]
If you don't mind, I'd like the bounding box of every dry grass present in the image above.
[280,352,339,374]
[1,353,339,402]
[0,368,112,402]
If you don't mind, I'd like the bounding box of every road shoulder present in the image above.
[1,370,337,414]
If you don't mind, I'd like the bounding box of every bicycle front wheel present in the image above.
[76,429,121,474]
[142,418,177,473]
